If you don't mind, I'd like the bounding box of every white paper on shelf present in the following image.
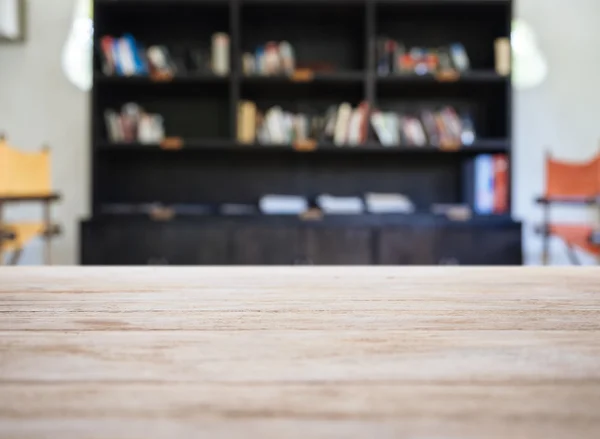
[259,195,308,215]
[317,195,364,215]
[365,193,414,214]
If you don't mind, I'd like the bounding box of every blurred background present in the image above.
[1,0,599,266]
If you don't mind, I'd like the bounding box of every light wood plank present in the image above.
[0,267,599,438]
[1,330,600,383]
[1,382,599,439]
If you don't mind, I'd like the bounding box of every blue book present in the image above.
[255,46,265,75]
[123,34,147,75]
[474,154,494,215]
[112,39,123,76]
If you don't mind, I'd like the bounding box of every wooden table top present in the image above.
[1,267,599,439]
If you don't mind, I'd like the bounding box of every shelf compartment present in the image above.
[241,2,366,73]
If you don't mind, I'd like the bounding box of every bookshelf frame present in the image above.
[84,0,521,266]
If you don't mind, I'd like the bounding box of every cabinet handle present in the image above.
[438,257,460,265]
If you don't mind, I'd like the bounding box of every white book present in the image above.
[282,112,294,144]
[371,112,395,147]
[475,155,494,215]
[260,195,308,215]
[347,108,363,146]
[334,102,352,146]
[118,38,136,76]
[317,195,364,215]
[265,107,285,144]
[365,193,414,214]
[212,33,230,76]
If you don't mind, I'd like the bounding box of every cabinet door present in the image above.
[377,226,437,265]
[304,228,372,265]
[231,226,303,265]
[81,221,166,265]
[471,227,522,265]
[436,226,522,265]
[162,224,230,265]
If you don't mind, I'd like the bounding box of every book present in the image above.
[474,154,495,215]
[259,195,308,215]
[104,103,165,144]
[495,38,511,76]
[365,193,414,214]
[493,154,509,213]
[211,32,230,76]
[317,195,364,215]
[334,103,352,146]
[237,101,257,144]
[463,154,509,215]
[279,41,295,75]
[449,43,470,71]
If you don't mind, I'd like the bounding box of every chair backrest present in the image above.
[545,152,600,199]
[0,138,51,196]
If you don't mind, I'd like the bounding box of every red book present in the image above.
[358,101,370,144]
[493,154,509,214]
[100,36,115,75]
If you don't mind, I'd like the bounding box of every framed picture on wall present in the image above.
[0,0,26,43]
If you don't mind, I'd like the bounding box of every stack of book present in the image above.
[98,33,230,77]
[104,103,165,144]
[260,193,415,215]
[242,41,296,76]
[237,101,370,146]
[371,106,475,148]
[377,38,470,76]
[463,154,509,215]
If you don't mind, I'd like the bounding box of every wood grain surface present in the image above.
[0,267,599,439]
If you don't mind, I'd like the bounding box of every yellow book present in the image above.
[237,101,257,144]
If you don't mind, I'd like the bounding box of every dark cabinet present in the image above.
[435,225,522,265]
[377,226,437,265]
[435,225,523,265]
[304,228,372,265]
[231,226,303,265]
[82,221,229,265]
[377,223,522,266]
[81,221,166,265]
[81,219,522,266]
[162,225,229,265]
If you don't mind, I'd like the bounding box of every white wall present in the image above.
[0,0,598,265]
[514,0,600,265]
[0,0,89,265]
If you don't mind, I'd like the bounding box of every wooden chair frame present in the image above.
[537,150,600,265]
[0,135,60,265]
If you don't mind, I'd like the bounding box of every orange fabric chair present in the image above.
[0,136,59,265]
[540,152,600,264]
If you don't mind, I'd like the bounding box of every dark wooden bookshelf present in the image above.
[82,0,522,266]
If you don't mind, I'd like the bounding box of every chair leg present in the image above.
[8,248,23,266]
[542,203,550,265]
[43,200,52,265]
[566,244,581,266]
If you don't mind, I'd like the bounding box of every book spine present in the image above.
[212,32,230,76]
[474,154,494,215]
[112,39,123,76]
[495,38,511,76]
[99,36,115,76]
[493,154,509,214]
